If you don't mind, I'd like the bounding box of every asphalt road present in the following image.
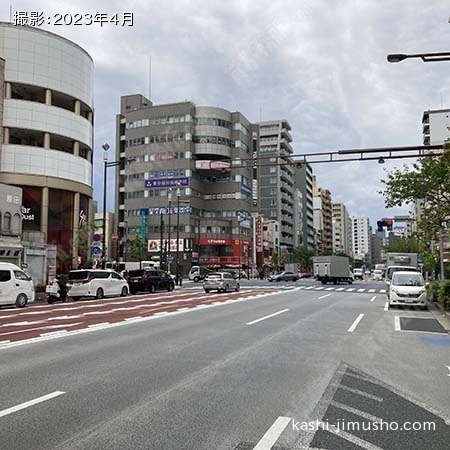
[0,280,449,450]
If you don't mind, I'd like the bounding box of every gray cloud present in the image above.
[2,0,449,228]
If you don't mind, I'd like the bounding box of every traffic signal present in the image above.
[377,219,394,231]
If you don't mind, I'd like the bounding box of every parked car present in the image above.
[353,268,364,280]
[0,262,35,308]
[388,271,427,310]
[203,272,239,293]
[67,269,129,300]
[269,271,299,282]
[298,269,311,278]
[124,269,175,294]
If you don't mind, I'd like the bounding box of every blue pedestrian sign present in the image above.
[92,246,101,255]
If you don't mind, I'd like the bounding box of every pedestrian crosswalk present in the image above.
[297,286,387,294]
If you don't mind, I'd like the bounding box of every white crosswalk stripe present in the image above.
[346,288,355,292]
[336,288,345,291]
[380,289,386,293]
[325,287,334,291]
[368,289,376,293]
[357,289,365,292]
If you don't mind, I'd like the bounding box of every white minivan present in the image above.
[67,269,129,300]
[0,262,35,308]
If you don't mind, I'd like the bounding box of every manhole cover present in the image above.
[399,317,448,334]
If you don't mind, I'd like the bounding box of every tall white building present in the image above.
[422,109,450,146]
[332,203,352,256]
[352,217,371,263]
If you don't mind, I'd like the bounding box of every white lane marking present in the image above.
[315,287,325,290]
[370,296,376,302]
[326,426,385,450]
[394,316,401,331]
[246,309,289,326]
[446,366,450,377]
[0,391,65,418]
[368,289,376,293]
[1,320,45,327]
[88,323,110,328]
[318,294,332,300]
[380,289,386,293]
[124,316,143,321]
[304,287,314,290]
[384,302,389,311]
[40,330,68,337]
[334,383,383,402]
[0,340,11,345]
[330,400,382,423]
[348,314,364,332]
[346,288,355,292]
[252,416,291,450]
[325,287,334,291]
[336,288,345,291]
[357,289,365,292]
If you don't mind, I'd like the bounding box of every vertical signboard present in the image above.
[140,208,149,242]
[256,216,263,252]
[252,131,258,207]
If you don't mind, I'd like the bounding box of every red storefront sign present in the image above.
[198,238,234,246]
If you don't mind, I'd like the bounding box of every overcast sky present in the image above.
[2,0,450,229]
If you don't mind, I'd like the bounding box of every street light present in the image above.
[176,182,181,285]
[102,143,110,268]
[387,52,450,63]
[167,188,173,274]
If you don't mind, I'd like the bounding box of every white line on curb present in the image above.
[348,314,364,332]
[253,416,292,450]
[246,309,289,326]
[0,391,65,418]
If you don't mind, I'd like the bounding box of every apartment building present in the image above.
[313,176,332,254]
[332,202,352,256]
[294,163,315,251]
[256,120,295,255]
[352,217,371,264]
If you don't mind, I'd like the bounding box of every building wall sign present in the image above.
[147,238,184,252]
[21,205,40,223]
[198,238,234,246]
[195,160,231,170]
[144,206,192,215]
[256,216,263,252]
[144,177,189,189]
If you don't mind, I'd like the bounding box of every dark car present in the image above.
[125,269,175,294]
[268,271,299,282]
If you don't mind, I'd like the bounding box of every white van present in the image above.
[0,262,35,308]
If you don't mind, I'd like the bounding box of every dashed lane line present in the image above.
[370,296,376,302]
[253,416,291,450]
[246,309,289,326]
[318,294,332,300]
[348,313,364,332]
[0,391,65,418]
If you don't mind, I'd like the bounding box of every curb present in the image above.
[429,302,450,332]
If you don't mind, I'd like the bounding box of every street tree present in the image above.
[129,236,148,261]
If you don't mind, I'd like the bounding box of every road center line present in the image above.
[370,296,376,302]
[252,416,291,450]
[318,294,332,300]
[246,309,289,326]
[0,391,65,418]
[384,302,389,311]
[348,313,364,332]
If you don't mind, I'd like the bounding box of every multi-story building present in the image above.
[422,108,450,146]
[94,212,116,262]
[293,188,303,248]
[294,163,315,251]
[371,233,383,266]
[262,218,279,266]
[312,176,333,254]
[115,95,258,275]
[256,120,295,255]
[313,195,323,250]
[0,183,22,265]
[332,202,352,256]
[0,22,94,272]
[352,217,371,263]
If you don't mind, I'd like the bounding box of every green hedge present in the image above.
[438,280,450,310]
[426,281,440,303]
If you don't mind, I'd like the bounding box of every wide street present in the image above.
[0,278,449,450]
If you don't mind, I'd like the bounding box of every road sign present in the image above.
[167,256,174,262]
[92,246,101,255]
[93,234,101,242]
[111,233,118,241]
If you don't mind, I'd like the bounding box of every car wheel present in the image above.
[204,289,210,293]
[276,278,281,282]
[224,284,229,293]
[72,297,81,301]
[15,293,27,308]
[47,296,54,304]
[121,286,128,297]
[419,305,428,311]
[149,284,155,293]
[96,288,104,299]
[293,277,298,282]
[193,276,200,282]
[235,284,240,292]
[168,283,174,292]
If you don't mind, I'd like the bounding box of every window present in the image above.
[111,272,122,280]
[14,270,31,281]
[269,167,277,173]
[3,212,11,231]
[0,270,11,282]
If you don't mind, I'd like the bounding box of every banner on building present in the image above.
[144,177,189,189]
[148,238,184,253]
[256,216,263,252]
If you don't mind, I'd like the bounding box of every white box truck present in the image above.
[313,256,353,285]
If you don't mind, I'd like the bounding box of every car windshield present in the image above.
[392,273,424,286]
[373,270,382,275]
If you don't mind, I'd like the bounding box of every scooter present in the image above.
[45,279,70,304]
